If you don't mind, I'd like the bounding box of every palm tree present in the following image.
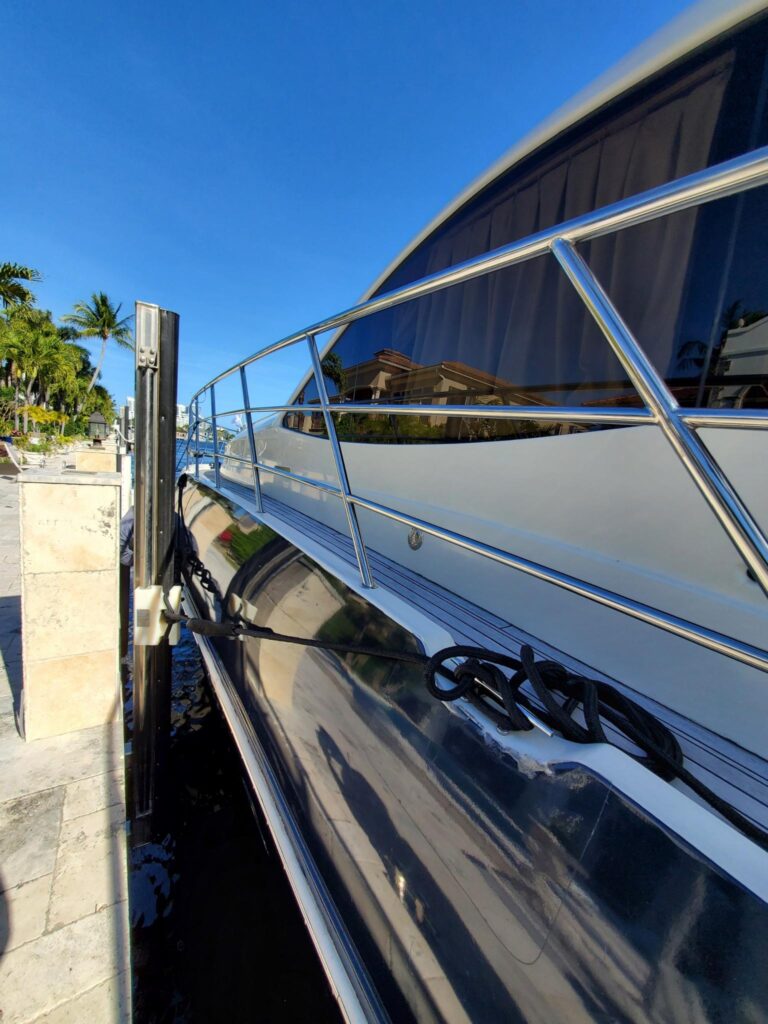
[10,312,63,431]
[0,262,41,307]
[62,292,133,392]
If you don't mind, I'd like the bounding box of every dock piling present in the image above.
[131,301,179,841]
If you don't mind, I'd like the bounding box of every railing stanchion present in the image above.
[183,417,194,473]
[210,384,221,489]
[306,334,374,588]
[240,365,263,513]
[132,301,180,842]
[194,397,200,479]
[552,236,768,599]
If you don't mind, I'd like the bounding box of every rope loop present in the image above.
[172,474,767,849]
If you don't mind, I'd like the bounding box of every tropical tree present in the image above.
[0,262,41,308]
[82,383,116,425]
[321,352,347,398]
[62,292,133,392]
[1,309,65,430]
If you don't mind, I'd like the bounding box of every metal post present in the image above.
[240,365,263,512]
[194,396,200,479]
[184,419,193,473]
[551,237,768,599]
[132,301,180,840]
[210,383,221,489]
[120,404,131,449]
[306,334,374,587]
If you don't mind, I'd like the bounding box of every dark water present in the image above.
[125,440,211,480]
[175,438,220,475]
[125,621,342,1023]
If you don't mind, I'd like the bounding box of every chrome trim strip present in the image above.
[182,585,390,1024]
[307,334,375,588]
[552,237,768,598]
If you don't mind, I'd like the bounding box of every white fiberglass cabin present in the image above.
[182,4,768,1016]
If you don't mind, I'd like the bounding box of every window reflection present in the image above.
[587,187,768,410]
[283,257,641,443]
[709,311,768,409]
[283,15,768,444]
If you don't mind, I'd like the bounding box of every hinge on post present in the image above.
[136,344,159,370]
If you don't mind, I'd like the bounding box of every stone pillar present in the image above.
[19,470,122,740]
[74,448,118,473]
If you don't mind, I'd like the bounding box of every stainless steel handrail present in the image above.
[307,333,375,587]
[194,397,200,478]
[349,493,768,674]
[191,405,768,427]
[193,454,768,672]
[240,365,263,512]
[195,405,657,425]
[210,382,221,490]
[182,143,768,668]
[552,238,768,597]
[683,411,768,429]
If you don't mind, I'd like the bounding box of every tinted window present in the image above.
[287,15,768,442]
[589,186,768,409]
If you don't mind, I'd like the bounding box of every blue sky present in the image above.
[3,0,690,412]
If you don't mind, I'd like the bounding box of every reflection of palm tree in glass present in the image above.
[321,353,346,399]
[674,339,707,373]
[711,299,768,377]
[677,301,768,406]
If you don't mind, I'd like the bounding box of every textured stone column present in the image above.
[74,449,118,472]
[19,471,122,740]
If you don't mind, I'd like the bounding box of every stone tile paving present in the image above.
[0,475,130,1023]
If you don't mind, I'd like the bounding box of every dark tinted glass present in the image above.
[284,256,640,442]
[587,187,768,409]
[286,15,768,442]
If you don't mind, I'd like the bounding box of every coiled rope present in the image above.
[171,474,768,849]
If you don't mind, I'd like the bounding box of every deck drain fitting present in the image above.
[408,528,423,551]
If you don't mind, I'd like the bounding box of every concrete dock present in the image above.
[0,474,130,1023]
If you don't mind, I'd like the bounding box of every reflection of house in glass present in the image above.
[286,348,606,443]
[709,315,768,408]
[336,348,553,411]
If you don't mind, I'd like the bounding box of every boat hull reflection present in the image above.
[183,480,768,1024]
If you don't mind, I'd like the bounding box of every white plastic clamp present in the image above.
[134,585,183,646]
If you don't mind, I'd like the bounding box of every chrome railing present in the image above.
[181,145,768,673]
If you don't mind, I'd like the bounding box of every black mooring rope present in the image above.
[172,474,768,849]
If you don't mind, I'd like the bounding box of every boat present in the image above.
[179,3,768,1019]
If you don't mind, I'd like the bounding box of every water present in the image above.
[123,437,340,1020]
[174,438,220,475]
[126,621,341,1023]
[121,440,219,484]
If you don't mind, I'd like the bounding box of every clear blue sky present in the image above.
[3,0,691,412]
